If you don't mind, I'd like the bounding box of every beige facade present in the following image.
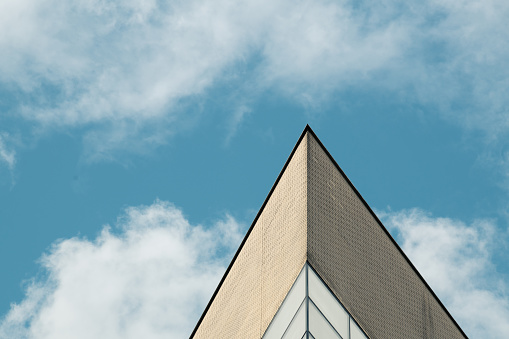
[191,127,467,339]
[192,131,308,339]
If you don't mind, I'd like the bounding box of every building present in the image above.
[190,126,467,339]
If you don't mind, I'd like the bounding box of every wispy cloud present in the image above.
[1,0,258,158]
[224,105,251,145]
[0,133,15,171]
[0,200,244,339]
[380,208,509,338]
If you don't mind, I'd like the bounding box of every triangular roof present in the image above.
[190,126,467,339]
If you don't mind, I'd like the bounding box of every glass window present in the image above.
[308,265,349,337]
[263,266,306,338]
[281,300,306,339]
[263,262,369,339]
[308,299,342,339]
[350,318,368,339]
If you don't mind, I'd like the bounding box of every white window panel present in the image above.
[309,300,342,339]
[262,262,369,339]
[263,266,306,339]
[350,318,368,339]
[281,300,307,339]
[308,265,349,338]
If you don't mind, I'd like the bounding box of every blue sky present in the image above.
[0,0,508,337]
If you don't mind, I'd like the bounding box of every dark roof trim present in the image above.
[189,125,310,338]
[305,127,468,339]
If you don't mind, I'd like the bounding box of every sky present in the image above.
[0,0,508,338]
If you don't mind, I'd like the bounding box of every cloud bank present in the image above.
[0,200,243,339]
[380,208,509,338]
[1,0,509,158]
[1,201,507,338]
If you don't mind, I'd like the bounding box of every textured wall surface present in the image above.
[306,133,466,339]
[192,134,308,339]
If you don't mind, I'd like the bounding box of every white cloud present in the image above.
[0,200,244,339]
[401,0,509,135]
[0,0,413,158]
[380,208,509,338]
[0,0,261,159]
[1,0,509,158]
